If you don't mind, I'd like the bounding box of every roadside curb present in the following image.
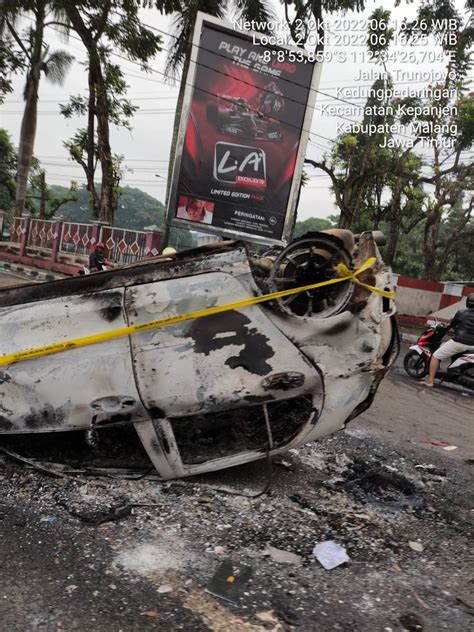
[400,332,419,343]
[0,261,65,282]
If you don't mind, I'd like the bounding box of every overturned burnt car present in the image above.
[0,231,398,479]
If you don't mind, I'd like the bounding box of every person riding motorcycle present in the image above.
[422,293,474,387]
[89,243,113,272]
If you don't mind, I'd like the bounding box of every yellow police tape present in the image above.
[0,256,395,367]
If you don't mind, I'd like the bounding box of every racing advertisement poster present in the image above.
[167,14,319,245]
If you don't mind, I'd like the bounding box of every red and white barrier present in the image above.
[393,274,474,326]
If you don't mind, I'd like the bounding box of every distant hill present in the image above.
[50,185,165,231]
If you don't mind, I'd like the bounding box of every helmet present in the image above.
[94,242,105,251]
[162,246,176,255]
[467,293,474,308]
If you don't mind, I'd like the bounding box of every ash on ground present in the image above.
[0,420,472,631]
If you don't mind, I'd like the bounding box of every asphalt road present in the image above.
[0,344,472,631]
[356,343,472,459]
[0,269,41,289]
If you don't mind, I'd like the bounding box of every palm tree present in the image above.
[1,1,73,216]
[162,0,276,205]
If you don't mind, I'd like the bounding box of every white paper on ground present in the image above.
[313,540,349,570]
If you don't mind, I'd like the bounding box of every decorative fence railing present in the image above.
[28,218,55,251]
[60,222,95,257]
[101,225,147,264]
[9,216,22,244]
[0,212,162,270]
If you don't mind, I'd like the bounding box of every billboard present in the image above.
[166,13,320,246]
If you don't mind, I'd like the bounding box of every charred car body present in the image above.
[0,231,398,479]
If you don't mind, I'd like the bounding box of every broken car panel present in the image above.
[0,231,399,479]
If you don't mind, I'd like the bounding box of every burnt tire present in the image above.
[403,350,428,379]
[267,233,353,318]
[458,368,474,390]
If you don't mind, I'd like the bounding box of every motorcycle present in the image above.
[79,262,114,275]
[403,320,474,389]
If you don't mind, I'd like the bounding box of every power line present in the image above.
[33,19,460,147]
[14,14,437,152]
[32,18,336,145]
[13,13,469,184]
[20,10,466,120]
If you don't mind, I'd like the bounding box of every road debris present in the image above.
[312,540,350,570]
[408,541,424,552]
[264,546,302,565]
[398,612,425,630]
[0,376,470,631]
[455,580,474,613]
[55,488,132,525]
[140,611,161,618]
[421,440,453,448]
[256,611,279,623]
[205,559,253,603]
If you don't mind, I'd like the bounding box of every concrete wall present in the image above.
[393,274,474,324]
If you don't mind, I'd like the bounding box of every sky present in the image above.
[0,0,472,223]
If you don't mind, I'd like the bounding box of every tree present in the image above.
[391,197,474,283]
[0,16,26,103]
[308,3,473,279]
[48,184,166,231]
[0,129,17,217]
[281,0,366,54]
[397,0,473,279]
[0,129,17,214]
[0,1,74,216]
[27,167,78,218]
[293,216,333,237]
[304,75,415,234]
[59,1,162,224]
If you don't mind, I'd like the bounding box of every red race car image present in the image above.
[206,89,284,142]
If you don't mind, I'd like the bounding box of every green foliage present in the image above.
[47,184,166,231]
[293,216,333,237]
[58,1,163,223]
[280,0,366,48]
[454,96,474,151]
[0,2,74,215]
[0,128,16,212]
[389,199,474,282]
[0,24,26,103]
[60,58,139,130]
[168,225,198,250]
[27,168,79,218]
[366,7,394,60]
[310,4,473,279]
[388,223,425,279]
[402,1,471,84]
[42,49,74,84]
